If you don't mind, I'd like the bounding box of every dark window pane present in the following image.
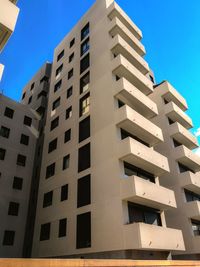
[81,37,89,56]
[78,143,90,172]
[67,86,73,98]
[46,163,55,179]
[70,38,75,48]
[80,54,90,74]
[30,83,35,90]
[80,93,90,117]
[124,162,155,183]
[52,97,60,110]
[185,189,200,202]
[8,202,19,216]
[191,219,200,236]
[77,174,91,208]
[55,64,63,79]
[66,106,72,120]
[13,176,23,190]
[40,76,49,83]
[0,126,10,138]
[64,129,71,143]
[0,148,6,160]
[4,107,14,119]
[79,116,90,142]
[48,138,57,153]
[20,134,29,146]
[80,72,90,94]
[68,69,73,79]
[28,96,32,104]
[63,154,70,170]
[43,191,53,208]
[16,154,26,166]
[69,53,74,63]
[3,231,15,246]
[61,184,68,201]
[57,50,64,61]
[76,212,91,248]
[40,223,50,241]
[24,116,32,126]
[81,23,89,41]
[178,162,194,173]
[54,80,62,92]
[37,90,47,99]
[50,116,59,131]
[59,218,67,237]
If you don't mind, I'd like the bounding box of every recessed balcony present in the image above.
[115,105,163,146]
[121,176,176,210]
[179,172,200,195]
[112,55,153,95]
[184,201,200,220]
[118,137,169,176]
[124,223,185,251]
[109,17,145,56]
[169,122,198,150]
[165,102,193,129]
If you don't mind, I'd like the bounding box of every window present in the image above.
[4,107,14,119]
[54,80,62,92]
[79,116,90,142]
[78,143,90,172]
[118,100,125,108]
[48,138,57,153]
[121,129,149,147]
[3,231,15,246]
[40,223,51,241]
[0,148,6,160]
[52,97,60,110]
[20,134,29,146]
[76,212,91,249]
[77,175,91,208]
[8,202,19,216]
[63,154,70,170]
[185,189,200,202]
[70,38,75,48]
[81,37,89,56]
[67,86,73,98]
[68,68,73,79]
[191,219,200,236]
[81,23,89,41]
[55,64,63,79]
[178,162,193,173]
[173,138,182,147]
[30,83,35,90]
[80,54,90,74]
[37,90,47,99]
[40,76,49,83]
[80,93,90,117]
[64,129,71,143]
[46,163,55,179]
[16,154,26,166]
[69,53,74,63]
[22,92,26,100]
[124,162,155,183]
[128,202,162,226]
[57,50,64,61]
[13,176,23,190]
[28,96,32,104]
[24,116,32,127]
[66,106,72,119]
[50,116,59,131]
[0,126,10,138]
[43,191,53,208]
[61,184,68,201]
[80,72,90,94]
[168,117,175,125]
[59,218,67,238]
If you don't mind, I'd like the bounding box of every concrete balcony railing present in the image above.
[179,171,200,195]
[118,137,169,176]
[155,81,188,111]
[110,35,149,75]
[0,0,19,51]
[121,175,176,210]
[164,102,193,129]
[169,122,198,150]
[184,201,200,220]
[174,145,200,172]
[114,78,158,119]
[112,55,153,95]
[124,223,185,251]
[107,1,142,40]
[115,105,163,146]
[109,17,145,56]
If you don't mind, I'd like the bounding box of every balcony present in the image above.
[114,78,158,119]
[118,137,169,176]
[116,105,163,146]
[179,172,200,195]
[112,55,153,95]
[155,81,188,111]
[121,176,176,210]
[184,201,200,220]
[107,1,142,40]
[174,145,200,172]
[169,122,198,150]
[0,0,19,51]
[109,17,145,56]
[111,35,149,75]
[165,102,193,129]
[124,223,185,251]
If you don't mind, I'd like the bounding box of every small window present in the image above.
[57,50,64,61]
[8,202,19,216]
[168,117,175,125]
[76,212,91,249]
[81,23,89,41]
[22,92,26,100]
[50,116,59,131]
[54,80,62,92]
[0,126,10,138]
[80,93,90,117]
[78,143,90,172]
[4,107,14,119]
[178,162,193,173]
[61,184,68,201]
[67,86,73,98]
[63,154,70,170]
[59,218,67,238]
[37,90,47,99]
[69,53,74,63]
[24,116,32,127]
[191,219,200,236]
[20,134,29,146]
[52,97,60,111]
[80,72,90,94]
[16,154,26,166]
[40,76,49,83]
[55,64,63,79]
[80,54,90,74]
[0,148,6,160]
[30,83,35,90]
[43,191,53,208]
[28,96,32,104]
[81,37,89,56]
[66,106,72,120]
[48,138,57,153]
[173,138,182,148]
[3,231,15,246]
[185,189,200,202]
[77,174,91,208]
[40,223,51,241]
[124,162,155,183]
[70,38,75,48]
[64,129,71,143]
[46,163,55,179]
[13,176,23,190]
[79,116,90,142]
[68,69,73,79]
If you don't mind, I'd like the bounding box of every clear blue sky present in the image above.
[1,0,200,142]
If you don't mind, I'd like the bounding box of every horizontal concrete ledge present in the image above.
[0,259,200,267]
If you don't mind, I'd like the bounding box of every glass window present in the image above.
[80,93,90,117]
[50,116,59,131]
[24,116,32,127]
[77,174,91,208]
[55,64,63,80]
[78,143,90,172]
[16,154,26,166]
[0,148,6,160]
[28,96,32,104]
[4,107,14,119]
[66,106,72,120]
[64,129,71,143]
[46,163,55,179]
[80,54,90,74]
[54,80,62,92]
[0,126,10,138]
[80,72,90,94]
[57,50,64,61]
[40,223,51,241]
[70,38,75,48]
[8,202,19,216]
[59,218,67,238]
[20,134,29,146]
[43,191,53,208]
[63,154,70,170]
[81,23,89,41]
[13,177,23,190]
[67,86,73,98]
[76,212,91,248]
[79,116,90,142]
[81,37,89,56]
[3,231,15,246]
[52,97,60,111]
[68,69,73,79]
[48,138,57,153]
[191,219,200,236]
[124,162,155,183]
[69,53,74,63]
[61,184,68,201]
